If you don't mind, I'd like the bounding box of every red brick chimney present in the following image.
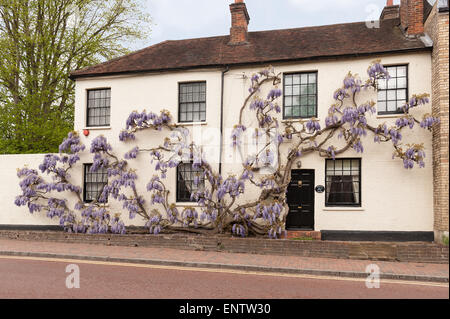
[380,0,400,20]
[229,0,250,45]
[400,0,425,36]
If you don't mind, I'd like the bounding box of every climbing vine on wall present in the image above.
[15,61,439,238]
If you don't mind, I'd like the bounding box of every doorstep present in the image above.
[285,230,321,240]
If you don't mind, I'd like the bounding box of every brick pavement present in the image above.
[0,239,448,283]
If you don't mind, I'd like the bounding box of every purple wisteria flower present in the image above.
[420,115,440,130]
[90,135,112,153]
[306,119,321,133]
[396,116,415,129]
[327,146,336,160]
[231,125,246,147]
[124,147,139,159]
[267,89,282,100]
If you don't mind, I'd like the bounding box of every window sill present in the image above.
[175,202,201,208]
[376,113,403,119]
[323,207,365,212]
[281,118,316,123]
[84,126,111,131]
[82,203,110,208]
[176,122,208,126]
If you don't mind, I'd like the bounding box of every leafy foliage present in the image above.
[0,0,151,154]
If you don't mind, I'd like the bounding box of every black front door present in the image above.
[286,169,315,230]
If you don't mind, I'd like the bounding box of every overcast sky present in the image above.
[130,0,394,49]
[132,0,436,50]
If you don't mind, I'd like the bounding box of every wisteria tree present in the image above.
[15,60,439,238]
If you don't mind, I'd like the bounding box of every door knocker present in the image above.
[297,181,303,188]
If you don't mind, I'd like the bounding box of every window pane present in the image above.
[285,97,292,107]
[387,101,397,112]
[285,107,292,117]
[194,113,201,122]
[301,74,308,83]
[397,77,407,88]
[387,79,397,89]
[300,85,308,95]
[343,160,351,170]
[300,96,308,106]
[193,92,200,102]
[397,66,407,77]
[285,86,292,95]
[387,90,396,101]
[387,67,397,77]
[327,160,335,171]
[285,75,293,85]
[397,89,407,101]
[377,101,387,112]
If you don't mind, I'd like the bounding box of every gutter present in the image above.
[219,66,230,175]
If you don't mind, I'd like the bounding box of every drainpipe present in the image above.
[219,66,230,175]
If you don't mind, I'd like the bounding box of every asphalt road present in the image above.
[0,256,448,299]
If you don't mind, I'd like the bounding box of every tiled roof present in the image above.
[70,18,429,79]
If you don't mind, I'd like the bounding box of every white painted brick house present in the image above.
[2,0,448,242]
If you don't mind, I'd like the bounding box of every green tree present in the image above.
[0,0,151,154]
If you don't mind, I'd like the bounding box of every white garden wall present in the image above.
[0,154,60,226]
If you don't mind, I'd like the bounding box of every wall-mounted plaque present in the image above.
[315,185,325,193]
